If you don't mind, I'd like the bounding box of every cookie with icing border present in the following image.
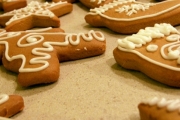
[0,94,24,118]
[0,28,106,87]
[79,0,114,9]
[138,97,180,120]
[113,23,180,87]
[85,0,180,34]
[0,0,27,12]
[0,1,73,31]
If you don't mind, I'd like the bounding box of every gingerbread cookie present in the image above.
[0,28,106,87]
[85,0,180,34]
[79,0,114,8]
[0,0,27,12]
[0,1,73,31]
[138,97,180,120]
[0,94,24,118]
[113,23,180,87]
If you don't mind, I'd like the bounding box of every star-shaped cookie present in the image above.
[0,1,73,31]
[0,28,106,87]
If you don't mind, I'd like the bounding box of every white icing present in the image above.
[146,44,158,52]
[0,94,9,105]
[166,34,180,42]
[142,97,180,112]
[1,1,68,25]
[0,30,105,72]
[117,23,180,71]
[25,27,52,33]
[115,2,154,16]
[88,0,180,21]
[90,0,106,4]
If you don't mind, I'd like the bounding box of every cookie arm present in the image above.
[5,15,60,32]
[0,95,24,118]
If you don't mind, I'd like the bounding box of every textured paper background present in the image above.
[1,0,180,120]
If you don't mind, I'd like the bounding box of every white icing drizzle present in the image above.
[25,27,52,33]
[88,0,180,21]
[0,30,105,72]
[115,2,154,16]
[0,94,9,105]
[90,0,106,4]
[117,23,180,71]
[142,97,180,112]
[146,44,158,52]
[1,1,67,26]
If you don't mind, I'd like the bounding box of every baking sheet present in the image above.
[1,0,180,119]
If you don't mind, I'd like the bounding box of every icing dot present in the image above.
[26,37,38,43]
[146,44,158,52]
[166,34,180,42]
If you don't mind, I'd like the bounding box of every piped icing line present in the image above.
[142,97,180,112]
[88,0,179,21]
[1,1,68,26]
[0,30,105,72]
[25,27,53,33]
[90,0,106,4]
[117,23,180,71]
[0,94,9,105]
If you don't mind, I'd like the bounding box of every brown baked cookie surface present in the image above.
[0,28,106,87]
[138,97,180,120]
[0,1,73,31]
[113,23,180,87]
[79,0,114,9]
[85,0,180,34]
[0,0,27,12]
[0,94,24,118]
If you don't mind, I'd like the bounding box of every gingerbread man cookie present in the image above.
[113,23,180,87]
[85,0,180,34]
[0,0,27,12]
[0,94,24,118]
[0,1,73,31]
[138,97,180,120]
[0,28,106,87]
